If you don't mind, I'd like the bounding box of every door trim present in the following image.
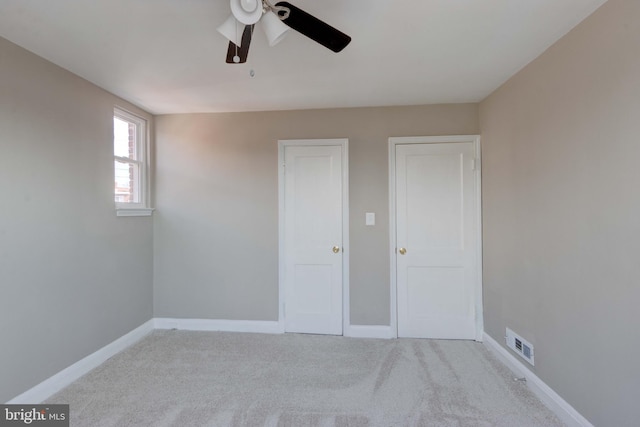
[388,135,483,340]
[278,139,350,335]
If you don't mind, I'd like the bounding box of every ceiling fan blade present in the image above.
[275,2,351,53]
[225,24,254,64]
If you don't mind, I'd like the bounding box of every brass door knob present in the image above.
[398,247,407,255]
[332,246,341,253]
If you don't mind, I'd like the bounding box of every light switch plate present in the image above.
[365,212,375,226]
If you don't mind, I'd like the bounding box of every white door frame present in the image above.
[278,138,350,335]
[388,135,483,341]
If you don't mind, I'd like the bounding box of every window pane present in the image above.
[114,117,136,160]
[113,108,147,209]
[114,160,140,203]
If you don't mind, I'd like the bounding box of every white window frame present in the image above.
[113,107,153,217]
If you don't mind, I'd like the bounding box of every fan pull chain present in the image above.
[249,24,255,76]
[233,18,240,63]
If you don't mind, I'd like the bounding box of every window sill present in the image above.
[116,208,155,217]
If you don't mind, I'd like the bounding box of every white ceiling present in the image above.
[0,0,607,114]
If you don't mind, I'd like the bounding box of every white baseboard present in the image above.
[482,332,593,427]
[7,319,154,404]
[346,325,394,339]
[154,319,397,338]
[154,318,284,334]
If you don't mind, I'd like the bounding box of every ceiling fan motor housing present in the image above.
[230,0,263,25]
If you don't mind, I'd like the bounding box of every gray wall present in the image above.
[0,37,154,403]
[479,0,640,425]
[154,106,478,324]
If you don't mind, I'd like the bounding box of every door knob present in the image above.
[398,247,407,255]
[332,246,341,253]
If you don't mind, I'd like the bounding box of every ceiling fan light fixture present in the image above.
[261,10,289,46]
[217,14,245,46]
[230,0,263,25]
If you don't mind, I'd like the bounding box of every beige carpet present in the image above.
[48,330,564,426]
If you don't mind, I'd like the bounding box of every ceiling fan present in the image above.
[217,0,351,64]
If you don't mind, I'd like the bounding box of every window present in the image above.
[113,108,152,216]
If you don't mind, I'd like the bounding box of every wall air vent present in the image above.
[506,328,535,366]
